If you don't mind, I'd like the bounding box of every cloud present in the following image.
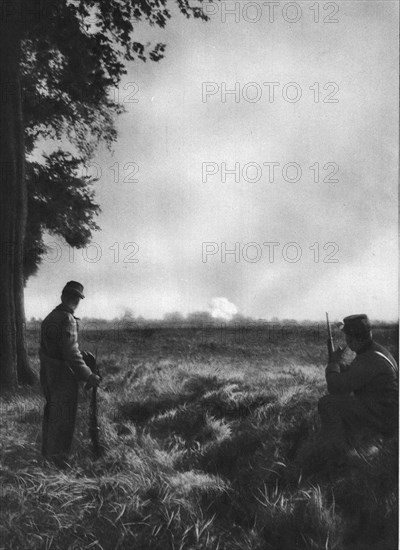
[209,297,238,321]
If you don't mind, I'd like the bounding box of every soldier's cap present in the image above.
[340,314,371,337]
[62,281,85,299]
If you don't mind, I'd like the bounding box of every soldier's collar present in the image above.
[356,339,374,355]
[56,303,79,319]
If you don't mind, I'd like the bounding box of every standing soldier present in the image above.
[318,314,398,462]
[40,281,100,467]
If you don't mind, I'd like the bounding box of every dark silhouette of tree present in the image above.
[24,151,100,279]
[0,0,211,389]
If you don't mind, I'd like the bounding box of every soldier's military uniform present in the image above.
[40,283,93,466]
[318,315,398,451]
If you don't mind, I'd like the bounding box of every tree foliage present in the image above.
[25,151,100,278]
[21,0,210,280]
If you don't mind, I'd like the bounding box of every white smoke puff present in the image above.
[209,297,238,321]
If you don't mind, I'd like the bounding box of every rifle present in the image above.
[84,348,103,459]
[326,312,335,360]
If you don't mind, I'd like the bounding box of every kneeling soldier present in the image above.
[40,281,100,467]
[318,314,398,458]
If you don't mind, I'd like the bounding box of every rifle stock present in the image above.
[89,350,102,459]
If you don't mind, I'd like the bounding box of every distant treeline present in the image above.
[26,313,398,332]
[25,315,398,351]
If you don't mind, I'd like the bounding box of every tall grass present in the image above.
[0,325,397,549]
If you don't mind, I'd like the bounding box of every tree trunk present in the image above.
[0,0,36,389]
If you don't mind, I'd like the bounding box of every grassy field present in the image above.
[0,323,398,549]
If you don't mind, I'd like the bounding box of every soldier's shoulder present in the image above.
[42,307,75,325]
[371,342,393,358]
[363,342,398,369]
[373,342,398,367]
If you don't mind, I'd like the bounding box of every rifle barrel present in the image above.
[326,312,335,356]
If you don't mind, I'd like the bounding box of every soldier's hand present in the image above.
[82,351,96,371]
[330,345,347,364]
[84,373,101,391]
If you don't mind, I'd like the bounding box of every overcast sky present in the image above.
[25,0,398,321]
